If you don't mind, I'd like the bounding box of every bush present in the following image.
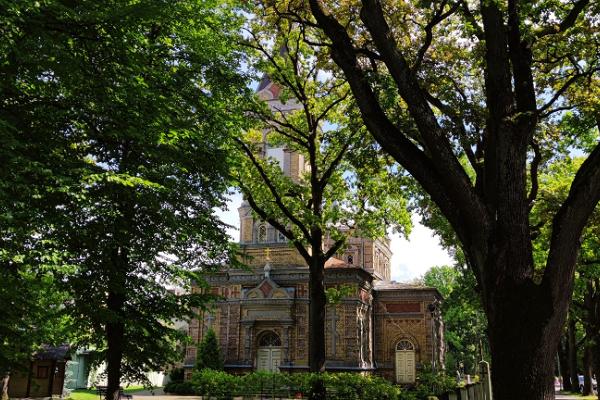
[168,367,184,383]
[163,381,195,395]
[412,367,458,399]
[190,369,239,399]
[189,370,401,399]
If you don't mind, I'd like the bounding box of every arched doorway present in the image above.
[256,331,282,372]
[395,339,416,383]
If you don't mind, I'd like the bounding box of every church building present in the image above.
[183,75,444,384]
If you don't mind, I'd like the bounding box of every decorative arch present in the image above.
[396,339,415,351]
[257,330,281,347]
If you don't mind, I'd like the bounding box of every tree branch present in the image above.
[528,140,542,209]
[324,238,346,261]
[308,0,489,274]
[536,0,590,39]
[235,138,313,241]
[543,144,600,299]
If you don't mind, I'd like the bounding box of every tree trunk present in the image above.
[2,374,9,400]
[559,336,573,391]
[308,255,327,373]
[583,343,594,395]
[105,289,125,400]
[486,283,563,400]
[569,317,579,392]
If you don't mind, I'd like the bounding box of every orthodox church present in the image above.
[184,76,444,384]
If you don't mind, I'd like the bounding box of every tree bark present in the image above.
[583,343,594,395]
[569,316,579,392]
[305,1,600,399]
[2,374,9,400]
[486,280,563,400]
[105,288,125,400]
[308,252,327,373]
[559,336,573,392]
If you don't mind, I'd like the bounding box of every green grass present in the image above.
[68,386,148,400]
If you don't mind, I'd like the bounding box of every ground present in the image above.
[69,387,146,400]
[555,392,597,400]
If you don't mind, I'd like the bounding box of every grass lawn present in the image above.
[69,386,148,400]
[557,391,597,399]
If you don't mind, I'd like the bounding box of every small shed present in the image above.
[8,345,71,398]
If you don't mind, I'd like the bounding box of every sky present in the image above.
[215,192,454,282]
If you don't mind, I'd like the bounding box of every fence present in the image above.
[438,361,492,400]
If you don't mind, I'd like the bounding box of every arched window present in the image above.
[258,225,267,242]
[396,339,415,351]
[258,331,281,347]
[347,255,354,265]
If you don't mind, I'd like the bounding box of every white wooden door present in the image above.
[395,350,416,383]
[257,348,282,372]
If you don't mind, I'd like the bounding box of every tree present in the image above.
[237,14,410,372]
[0,1,246,399]
[532,157,600,398]
[273,1,600,398]
[423,265,488,374]
[195,328,224,371]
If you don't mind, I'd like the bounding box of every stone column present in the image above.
[243,323,254,363]
[284,326,291,362]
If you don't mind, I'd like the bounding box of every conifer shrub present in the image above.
[195,328,224,371]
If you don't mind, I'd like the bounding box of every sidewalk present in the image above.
[132,388,201,400]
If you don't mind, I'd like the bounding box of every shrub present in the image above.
[163,381,195,395]
[412,367,458,399]
[168,367,184,383]
[190,369,239,399]
[195,328,224,371]
[189,370,402,399]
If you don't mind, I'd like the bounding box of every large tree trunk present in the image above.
[568,316,579,393]
[486,280,565,400]
[559,336,573,391]
[308,254,327,373]
[105,289,125,400]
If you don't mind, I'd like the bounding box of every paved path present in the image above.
[132,388,201,400]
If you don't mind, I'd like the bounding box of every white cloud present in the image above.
[216,194,454,282]
[390,215,454,282]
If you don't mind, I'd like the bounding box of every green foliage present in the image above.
[412,368,458,399]
[195,329,224,371]
[168,367,184,383]
[1,0,247,387]
[423,266,488,373]
[163,381,195,395]
[190,370,402,400]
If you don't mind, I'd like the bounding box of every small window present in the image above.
[258,225,267,242]
[278,231,286,242]
[347,255,354,265]
[36,366,49,379]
